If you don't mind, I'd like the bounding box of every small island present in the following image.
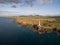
[14,16,60,35]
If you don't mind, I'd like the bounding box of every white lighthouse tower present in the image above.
[38,20,41,27]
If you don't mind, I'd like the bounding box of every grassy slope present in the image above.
[15,16,60,30]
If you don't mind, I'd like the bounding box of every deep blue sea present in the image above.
[0,17,60,45]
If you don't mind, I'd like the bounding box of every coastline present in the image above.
[14,16,60,35]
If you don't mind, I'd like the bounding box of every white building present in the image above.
[38,20,41,27]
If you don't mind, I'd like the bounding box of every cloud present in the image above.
[0,0,34,7]
[0,0,54,4]
[0,0,54,7]
[37,0,54,4]
[11,5,17,8]
[0,0,34,4]
[24,0,34,7]
[0,0,20,3]
[37,0,44,4]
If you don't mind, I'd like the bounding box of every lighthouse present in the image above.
[38,20,41,27]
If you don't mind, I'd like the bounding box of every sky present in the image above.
[0,0,60,16]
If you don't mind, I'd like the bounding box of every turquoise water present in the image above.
[0,17,60,45]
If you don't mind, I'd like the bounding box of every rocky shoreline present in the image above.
[14,16,60,35]
[15,21,60,35]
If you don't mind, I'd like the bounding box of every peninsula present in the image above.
[14,16,60,35]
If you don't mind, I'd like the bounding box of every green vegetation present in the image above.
[14,16,60,30]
